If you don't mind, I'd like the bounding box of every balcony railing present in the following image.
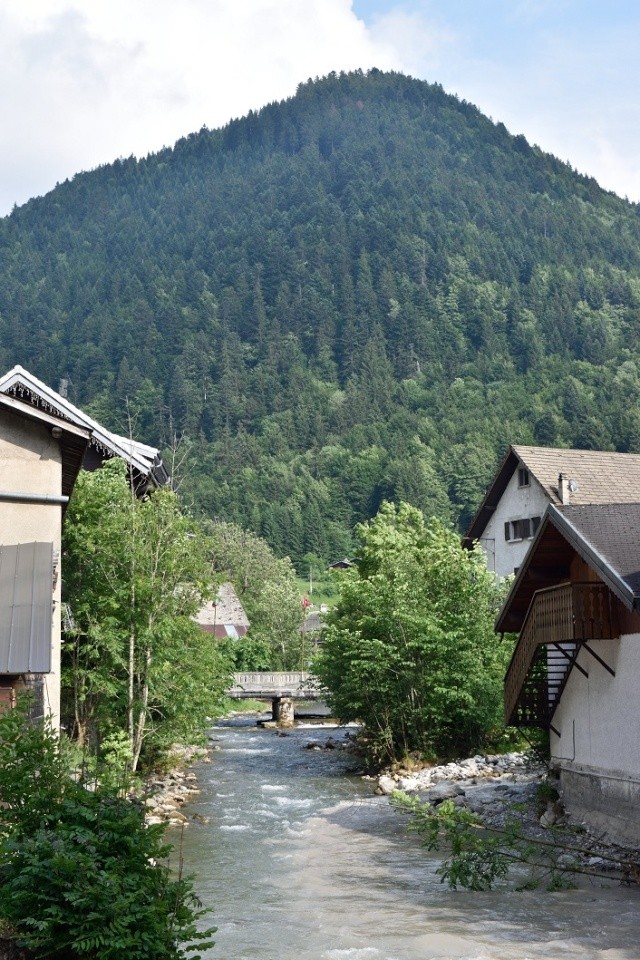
[504,582,618,726]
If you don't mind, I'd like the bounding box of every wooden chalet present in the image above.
[498,502,640,843]
[465,444,640,577]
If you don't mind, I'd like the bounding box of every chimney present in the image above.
[558,473,567,504]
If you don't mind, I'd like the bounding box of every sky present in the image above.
[1,0,639,217]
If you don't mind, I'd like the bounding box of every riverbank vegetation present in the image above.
[61,462,309,774]
[314,501,513,766]
[62,460,232,772]
[391,790,640,892]
[0,704,215,960]
[205,519,307,670]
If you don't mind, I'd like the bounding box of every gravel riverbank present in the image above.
[143,744,211,827]
[376,751,639,883]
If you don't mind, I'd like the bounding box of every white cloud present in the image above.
[366,8,455,78]
[0,0,401,214]
[0,1,638,213]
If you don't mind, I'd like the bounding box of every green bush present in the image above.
[314,503,514,765]
[0,704,215,959]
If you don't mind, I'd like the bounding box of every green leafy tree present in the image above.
[63,460,232,769]
[205,520,304,670]
[314,502,512,765]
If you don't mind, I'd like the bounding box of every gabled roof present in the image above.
[465,444,640,546]
[194,582,250,636]
[0,543,54,674]
[0,392,90,499]
[0,365,169,488]
[496,502,640,633]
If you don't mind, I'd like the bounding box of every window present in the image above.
[517,467,530,488]
[504,517,541,542]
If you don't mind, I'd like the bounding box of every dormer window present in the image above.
[518,467,530,488]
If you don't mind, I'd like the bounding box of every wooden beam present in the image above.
[581,643,615,677]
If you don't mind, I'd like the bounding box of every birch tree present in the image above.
[62,460,231,770]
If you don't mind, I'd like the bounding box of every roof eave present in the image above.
[464,446,519,545]
[0,366,165,480]
[496,503,638,634]
[548,505,636,611]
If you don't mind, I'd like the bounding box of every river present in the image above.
[176,717,640,960]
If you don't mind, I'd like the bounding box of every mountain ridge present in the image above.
[2,69,640,564]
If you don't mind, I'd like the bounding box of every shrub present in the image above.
[0,704,215,959]
[314,503,514,765]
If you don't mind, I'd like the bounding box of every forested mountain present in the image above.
[2,69,640,566]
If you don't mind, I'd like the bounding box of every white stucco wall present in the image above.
[551,635,639,775]
[479,468,549,577]
[0,411,63,726]
[550,634,640,844]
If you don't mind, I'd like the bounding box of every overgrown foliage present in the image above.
[3,71,640,562]
[0,704,216,959]
[205,520,307,669]
[62,460,233,770]
[391,792,638,891]
[313,502,513,765]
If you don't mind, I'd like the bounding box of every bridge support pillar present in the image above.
[272,697,295,727]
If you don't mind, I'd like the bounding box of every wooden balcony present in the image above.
[504,582,618,727]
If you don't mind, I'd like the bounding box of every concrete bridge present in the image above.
[226,672,324,725]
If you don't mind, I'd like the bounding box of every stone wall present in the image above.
[554,761,640,847]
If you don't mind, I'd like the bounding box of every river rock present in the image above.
[192,812,211,824]
[539,800,564,828]
[377,775,398,795]
[429,782,465,804]
[167,810,188,824]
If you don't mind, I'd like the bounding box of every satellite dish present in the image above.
[568,479,578,493]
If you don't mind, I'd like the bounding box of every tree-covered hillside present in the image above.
[2,69,640,565]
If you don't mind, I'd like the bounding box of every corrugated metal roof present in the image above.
[0,543,53,674]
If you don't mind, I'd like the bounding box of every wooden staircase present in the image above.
[504,582,618,727]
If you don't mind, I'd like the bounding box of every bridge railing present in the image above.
[226,671,324,699]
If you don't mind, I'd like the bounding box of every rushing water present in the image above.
[176,717,640,960]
